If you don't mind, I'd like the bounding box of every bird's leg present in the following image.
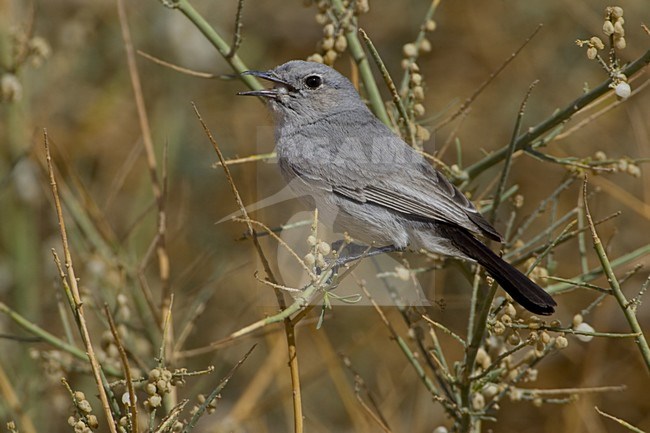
[314,242,402,283]
[332,243,402,268]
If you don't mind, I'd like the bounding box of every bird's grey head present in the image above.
[238,60,368,126]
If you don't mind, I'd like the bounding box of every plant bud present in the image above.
[402,43,418,57]
[613,21,625,36]
[615,82,631,99]
[614,36,626,50]
[334,35,347,52]
[419,39,432,53]
[412,86,424,101]
[321,37,334,51]
[323,23,335,37]
[590,36,605,50]
[610,6,623,18]
[603,20,615,35]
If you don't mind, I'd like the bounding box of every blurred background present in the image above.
[0,0,649,432]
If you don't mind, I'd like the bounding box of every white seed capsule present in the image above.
[323,24,335,37]
[614,36,626,50]
[575,322,595,342]
[322,37,334,51]
[334,35,347,52]
[627,164,641,177]
[613,21,625,36]
[323,50,338,65]
[412,86,424,101]
[395,266,410,281]
[572,314,583,327]
[419,39,432,53]
[317,242,331,255]
[413,103,425,117]
[603,20,615,35]
[148,394,162,408]
[590,36,605,50]
[416,125,430,141]
[307,53,324,63]
[587,47,597,60]
[304,253,316,266]
[425,20,437,32]
[402,43,417,57]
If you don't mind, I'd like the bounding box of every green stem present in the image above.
[0,302,121,377]
[330,0,390,126]
[359,28,415,145]
[546,243,650,294]
[584,182,650,373]
[465,49,650,179]
[169,0,263,91]
[459,283,498,433]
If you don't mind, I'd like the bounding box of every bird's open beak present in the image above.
[237,70,294,98]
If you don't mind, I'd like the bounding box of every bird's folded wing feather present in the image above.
[286,155,501,241]
[332,166,501,241]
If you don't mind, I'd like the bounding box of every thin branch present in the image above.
[436,24,542,131]
[595,406,647,433]
[191,103,304,432]
[359,28,416,146]
[105,305,138,433]
[489,80,539,224]
[182,345,256,433]
[137,49,218,78]
[116,0,171,317]
[44,131,117,432]
[225,0,245,58]
[163,0,264,91]
[212,151,276,167]
[583,178,650,373]
[330,0,390,126]
[465,49,650,179]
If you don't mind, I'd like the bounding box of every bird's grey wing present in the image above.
[279,112,501,241]
[347,164,501,241]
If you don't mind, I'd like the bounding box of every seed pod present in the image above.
[413,103,425,117]
[334,35,347,52]
[307,53,324,63]
[425,20,437,31]
[323,23,335,37]
[590,36,605,50]
[419,39,432,53]
[603,20,615,36]
[614,36,626,50]
[610,6,624,18]
[614,21,625,36]
[411,73,423,85]
[321,37,334,51]
[615,82,631,99]
[576,322,595,342]
[304,253,316,266]
[555,335,568,349]
[402,43,418,57]
[318,241,331,255]
[411,86,423,101]
[416,124,430,141]
[396,266,410,281]
[323,50,338,65]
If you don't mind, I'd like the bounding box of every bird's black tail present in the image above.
[439,224,556,315]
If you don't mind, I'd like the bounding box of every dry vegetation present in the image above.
[0,1,649,432]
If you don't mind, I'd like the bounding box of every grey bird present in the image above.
[238,60,556,315]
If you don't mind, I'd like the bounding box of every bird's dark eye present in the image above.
[304,75,322,89]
